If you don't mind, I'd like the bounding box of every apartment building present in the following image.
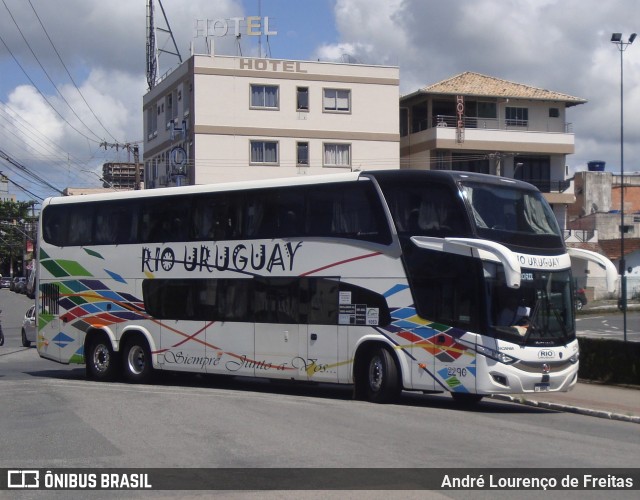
[399,72,586,227]
[142,55,400,187]
[102,162,143,190]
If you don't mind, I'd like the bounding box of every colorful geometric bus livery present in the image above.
[37,170,618,403]
[37,245,478,394]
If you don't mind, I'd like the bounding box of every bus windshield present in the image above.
[485,264,575,346]
[460,181,563,250]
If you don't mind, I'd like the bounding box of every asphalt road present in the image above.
[576,311,640,342]
[1,290,638,498]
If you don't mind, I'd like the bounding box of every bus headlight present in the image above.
[476,344,517,365]
[569,352,579,364]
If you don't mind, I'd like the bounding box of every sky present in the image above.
[0,0,639,204]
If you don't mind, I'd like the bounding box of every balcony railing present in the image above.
[421,115,573,133]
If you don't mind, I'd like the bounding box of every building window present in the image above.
[165,93,173,119]
[477,101,497,119]
[323,143,350,167]
[549,107,560,118]
[297,142,309,166]
[323,89,351,113]
[250,141,279,165]
[514,156,551,191]
[505,107,528,127]
[250,84,279,109]
[297,87,309,111]
[147,105,158,140]
[411,103,428,132]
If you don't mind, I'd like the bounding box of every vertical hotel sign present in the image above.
[456,95,465,143]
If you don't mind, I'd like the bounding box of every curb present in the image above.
[489,394,640,424]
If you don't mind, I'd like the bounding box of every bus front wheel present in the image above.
[122,337,153,384]
[85,335,119,381]
[359,346,400,404]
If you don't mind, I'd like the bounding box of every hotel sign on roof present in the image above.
[194,16,277,38]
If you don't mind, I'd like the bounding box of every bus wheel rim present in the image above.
[368,355,383,392]
[93,344,110,373]
[128,345,146,375]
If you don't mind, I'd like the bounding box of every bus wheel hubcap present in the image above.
[128,346,145,375]
[93,345,110,373]
[369,356,383,392]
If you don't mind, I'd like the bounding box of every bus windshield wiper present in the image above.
[523,296,543,344]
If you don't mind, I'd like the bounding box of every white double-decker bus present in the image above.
[36,170,617,403]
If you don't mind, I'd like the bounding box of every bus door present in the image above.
[304,324,340,383]
[253,278,302,380]
[304,278,340,383]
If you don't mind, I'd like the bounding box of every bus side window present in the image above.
[244,197,266,239]
[274,188,305,238]
[191,196,214,240]
[305,278,339,325]
[254,278,299,324]
[43,206,66,246]
[68,209,93,246]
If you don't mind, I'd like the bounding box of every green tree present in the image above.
[0,200,37,277]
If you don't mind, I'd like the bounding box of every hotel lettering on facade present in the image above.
[142,55,401,187]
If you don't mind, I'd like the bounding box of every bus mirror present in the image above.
[410,236,522,289]
[567,247,618,294]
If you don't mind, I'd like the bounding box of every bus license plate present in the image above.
[534,383,550,392]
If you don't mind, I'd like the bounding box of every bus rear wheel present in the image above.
[85,335,119,381]
[122,337,153,384]
[360,346,400,404]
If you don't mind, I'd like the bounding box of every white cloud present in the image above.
[3,85,63,151]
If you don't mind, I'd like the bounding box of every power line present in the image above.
[2,174,44,202]
[0,32,101,145]
[26,0,120,144]
[0,147,64,195]
[0,104,106,189]
[1,0,105,144]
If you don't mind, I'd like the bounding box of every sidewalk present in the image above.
[491,381,640,423]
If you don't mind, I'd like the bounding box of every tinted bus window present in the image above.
[143,277,390,326]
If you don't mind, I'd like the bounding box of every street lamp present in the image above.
[610,32,636,342]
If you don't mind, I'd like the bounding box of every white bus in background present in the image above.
[36,170,617,404]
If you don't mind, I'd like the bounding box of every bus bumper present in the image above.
[475,355,579,395]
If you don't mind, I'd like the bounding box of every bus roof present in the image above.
[43,169,539,207]
[43,171,364,206]
[364,169,540,191]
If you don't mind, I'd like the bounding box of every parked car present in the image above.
[14,277,27,294]
[22,305,37,347]
[0,277,11,289]
[9,277,19,291]
[575,288,588,311]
